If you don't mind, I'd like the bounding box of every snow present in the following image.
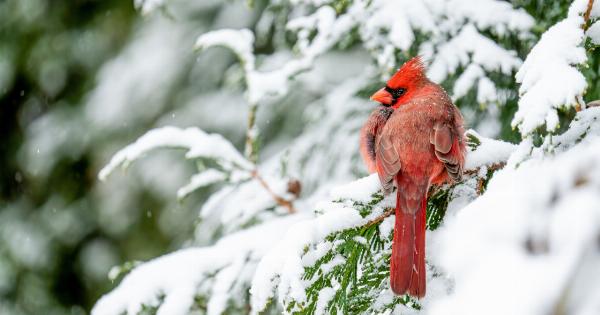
[593,0,600,18]
[194,29,255,75]
[363,0,437,51]
[512,1,588,135]
[428,24,522,83]
[429,137,600,315]
[176,169,226,199]
[507,107,600,167]
[204,175,289,229]
[329,173,381,202]
[301,242,333,267]
[92,214,305,315]
[320,255,345,274]
[97,125,305,234]
[452,64,485,100]
[355,0,531,113]
[587,21,600,45]
[437,0,534,35]
[195,4,360,105]
[550,107,600,151]
[98,126,252,181]
[464,130,517,170]
[249,177,394,313]
[315,287,336,315]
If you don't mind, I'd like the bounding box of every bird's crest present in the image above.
[387,56,427,88]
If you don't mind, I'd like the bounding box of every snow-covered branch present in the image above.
[92,215,306,315]
[98,126,253,183]
[512,0,593,135]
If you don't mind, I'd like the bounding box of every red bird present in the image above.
[360,57,466,298]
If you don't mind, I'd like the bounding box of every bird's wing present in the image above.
[375,130,401,195]
[430,122,462,181]
[360,107,393,173]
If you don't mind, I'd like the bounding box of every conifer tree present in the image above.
[92,1,600,314]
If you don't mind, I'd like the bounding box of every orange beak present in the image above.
[370,88,393,105]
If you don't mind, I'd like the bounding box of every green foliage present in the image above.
[426,189,450,231]
[466,132,482,150]
[285,186,455,314]
[109,260,142,282]
[132,294,165,315]
[288,197,399,314]
[582,47,600,102]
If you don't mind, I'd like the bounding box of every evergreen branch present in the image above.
[463,162,506,176]
[360,161,508,224]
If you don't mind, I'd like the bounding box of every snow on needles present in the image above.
[195,5,358,105]
[176,169,226,200]
[430,137,600,315]
[437,0,534,35]
[464,130,516,170]
[512,0,588,136]
[98,126,253,181]
[194,29,256,75]
[587,21,600,45]
[249,174,392,313]
[428,24,522,91]
[92,215,306,315]
[247,132,518,313]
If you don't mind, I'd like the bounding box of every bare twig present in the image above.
[587,100,600,108]
[365,207,395,228]
[466,162,506,195]
[251,170,297,213]
[583,0,595,31]
[361,162,508,226]
[427,162,506,196]
[243,102,301,213]
[463,162,506,176]
[574,0,596,113]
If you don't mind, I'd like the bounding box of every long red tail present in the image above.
[390,188,427,298]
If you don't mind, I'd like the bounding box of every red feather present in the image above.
[360,56,466,299]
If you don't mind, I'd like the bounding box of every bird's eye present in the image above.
[384,86,406,101]
[393,88,406,98]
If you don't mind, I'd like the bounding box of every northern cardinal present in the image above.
[360,57,466,298]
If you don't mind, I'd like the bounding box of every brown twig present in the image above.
[466,162,506,195]
[251,170,297,213]
[583,0,595,31]
[361,162,508,225]
[575,0,596,112]
[587,100,600,108]
[463,162,506,176]
[365,207,395,227]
